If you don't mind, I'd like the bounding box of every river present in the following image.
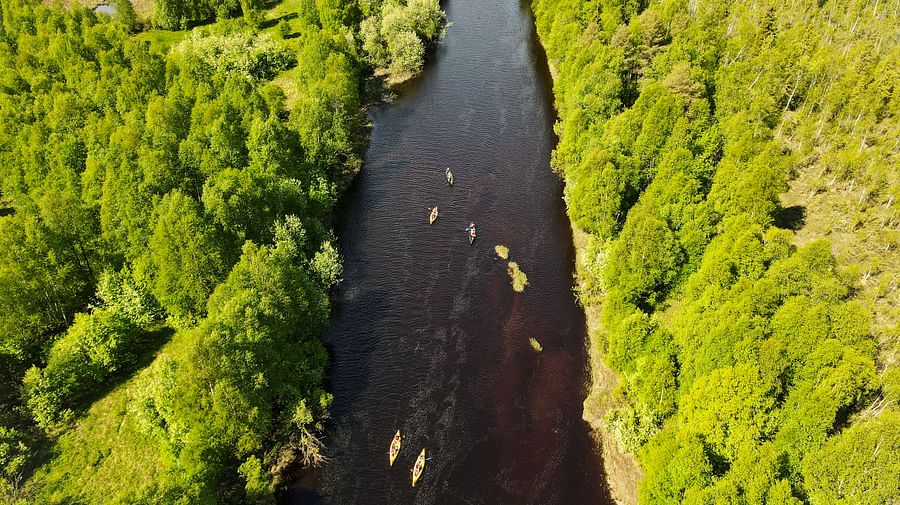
[282,0,612,503]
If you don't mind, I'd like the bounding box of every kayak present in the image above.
[429,207,439,225]
[446,168,454,186]
[411,448,426,487]
[389,430,402,466]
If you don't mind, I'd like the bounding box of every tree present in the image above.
[530,2,895,503]
[605,200,684,305]
[802,412,900,505]
[359,0,445,80]
[23,308,140,429]
[139,190,229,319]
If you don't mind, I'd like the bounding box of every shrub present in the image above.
[23,309,140,429]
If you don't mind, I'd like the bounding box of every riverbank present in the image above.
[571,224,641,505]
[528,0,898,503]
[533,12,642,505]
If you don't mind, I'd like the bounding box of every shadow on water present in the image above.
[279,0,614,503]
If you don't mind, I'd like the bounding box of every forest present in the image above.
[531,0,898,503]
[0,0,443,503]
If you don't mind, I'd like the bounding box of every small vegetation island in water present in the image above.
[495,244,529,293]
[532,0,899,504]
[0,0,444,502]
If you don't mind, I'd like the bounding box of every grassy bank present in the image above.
[572,223,641,505]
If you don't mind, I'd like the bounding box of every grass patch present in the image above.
[507,261,528,292]
[264,0,304,22]
[133,29,188,51]
[495,244,509,260]
[271,65,302,108]
[529,337,542,352]
[26,372,165,503]
[24,327,195,503]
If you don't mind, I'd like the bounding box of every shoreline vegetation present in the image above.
[532,0,897,504]
[572,223,643,505]
[0,0,444,502]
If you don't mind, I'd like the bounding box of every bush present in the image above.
[23,309,140,429]
[171,32,296,83]
[0,425,30,501]
[96,269,162,326]
[387,30,424,77]
[311,240,342,289]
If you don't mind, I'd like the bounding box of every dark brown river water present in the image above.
[282,0,612,503]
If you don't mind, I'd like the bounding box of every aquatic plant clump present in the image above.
[507,261,529,292]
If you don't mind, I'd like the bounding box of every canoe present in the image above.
[389,430,401,466]
[446,170,454,186]
[429,207,439,225]
[468,227,476,244]
[411,448,426,487]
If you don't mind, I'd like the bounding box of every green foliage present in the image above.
[0,426,30,502]
[127,236,331,499]
[802,411,900,505]
[0,0,366,500]
[110,0,139,31]
[638,431,713,505]
[239,455,274,503]
[604,200,683,305]
[359,0,446,81]
[311,240,343,289]
[96,269,163,326]
[605,405,660,454]
[23,309,141,429]
[170,32,296,83]
[0,213,93,370]
[388,29,425,77]
[139,190,229,320]
[153,0,241,30]
[533,0,898,502]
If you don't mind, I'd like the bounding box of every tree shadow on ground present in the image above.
[71,324,175,417]
[260,11,298,30]
[774,205,806,230]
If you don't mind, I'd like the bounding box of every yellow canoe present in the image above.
[389,430,402,466]
[429,207,438,225]
[411,448,426,487]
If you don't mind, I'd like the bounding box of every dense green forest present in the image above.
[531,0,898,503]
[0,0,443,502]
